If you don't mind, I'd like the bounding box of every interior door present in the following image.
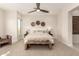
[73,16,79,34]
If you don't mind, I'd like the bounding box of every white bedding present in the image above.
[24,32,54,44]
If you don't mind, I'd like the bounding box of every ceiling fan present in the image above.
[28,3,49,13]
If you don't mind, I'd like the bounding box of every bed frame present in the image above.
[24,40,52,49]
[24,28,54,50]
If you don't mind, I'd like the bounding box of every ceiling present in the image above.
[0,3,74,15]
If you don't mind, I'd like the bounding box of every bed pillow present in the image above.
[30,29,48,34]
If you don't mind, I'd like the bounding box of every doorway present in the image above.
[17,19,22,40]
[72,16,79,48]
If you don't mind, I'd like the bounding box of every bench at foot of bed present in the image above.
[25,44,53,50]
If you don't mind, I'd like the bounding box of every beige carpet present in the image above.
[0,39,79,56]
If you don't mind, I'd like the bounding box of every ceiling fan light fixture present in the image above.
[37,9,40,12]
[28,3,49,13]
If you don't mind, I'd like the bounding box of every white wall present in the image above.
[5,10,18,43]
[57,4,79,47]
[57,10,71,46]
[0,9,18,43]
[0,9,5,37]
[22,13,57,38]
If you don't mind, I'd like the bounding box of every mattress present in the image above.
[24,33,54,44]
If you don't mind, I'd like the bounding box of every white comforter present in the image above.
[24,33,54,44]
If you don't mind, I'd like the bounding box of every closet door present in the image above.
[73,16,79,34]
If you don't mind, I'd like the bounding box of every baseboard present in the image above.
[57,38,73,48]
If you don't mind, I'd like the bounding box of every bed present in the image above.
[24,29,54,49]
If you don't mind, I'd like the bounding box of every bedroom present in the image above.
[0,3,79,56]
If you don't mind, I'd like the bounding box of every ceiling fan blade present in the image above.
[36,3,40,9]
[28,10,36,13]
[40,9,49,13]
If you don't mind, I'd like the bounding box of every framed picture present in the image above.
[41,22,45,27]
[36,21,40,25]
[31,22,35,26]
